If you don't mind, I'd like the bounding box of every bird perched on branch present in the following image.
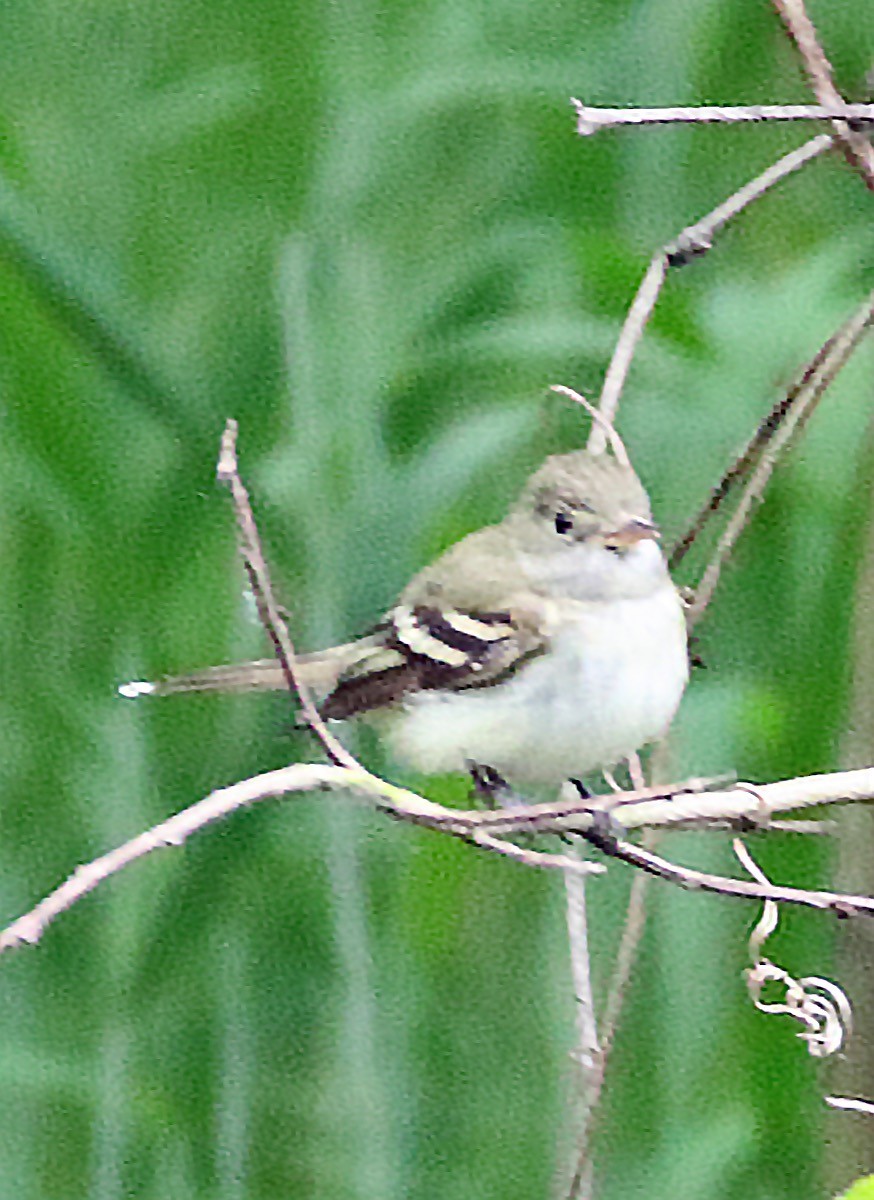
[121,404,688,791]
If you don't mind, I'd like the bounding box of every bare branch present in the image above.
[589,767,874,832]
[579,830,874,920]
[565,863,600,1064]
[562,851,600,1200]
[216,420,359,770]
[0,758,606,953]
[8,759,874,952]
[590,256,667,453]
[599,869,651,1053]
[564,850,653,1199]
[588,134,833,451]
[683,288,874,624]
[0,763,341,951]
[407,768,874,837]
[572,100,874,136]
[472,832,602,875]
[669,304,848,571]
[772,0,874,191]
[550,384,630,466]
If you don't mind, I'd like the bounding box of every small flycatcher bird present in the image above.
[121,430,688,791]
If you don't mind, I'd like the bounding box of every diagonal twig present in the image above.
[668,305,859,571]
[587,134,834,452]
[682,288,874,625]
[772,0,874,192]
[579,827,874,919]
[216,419,358,770]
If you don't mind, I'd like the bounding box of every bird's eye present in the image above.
[554,511,573,535]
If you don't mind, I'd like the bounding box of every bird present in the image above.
[121,436,688,793]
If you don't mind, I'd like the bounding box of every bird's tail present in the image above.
[119,642,368,700]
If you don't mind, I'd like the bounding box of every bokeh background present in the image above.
[1,1,873,1197]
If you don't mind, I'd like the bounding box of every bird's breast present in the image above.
[385,584,689,788]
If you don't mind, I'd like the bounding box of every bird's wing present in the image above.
[319,523,546,720]
[319,602,544,720]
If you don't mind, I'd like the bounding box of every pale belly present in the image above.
[385,586,689,788]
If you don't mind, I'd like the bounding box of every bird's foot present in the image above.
[467,762,524,809]
[568,778,626,853]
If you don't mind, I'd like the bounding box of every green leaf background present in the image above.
[1,1,872,1197]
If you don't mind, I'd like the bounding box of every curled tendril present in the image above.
[734,838,853,1058]
[746,963,852,1058]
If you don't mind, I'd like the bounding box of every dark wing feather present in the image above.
[319,605,540,721]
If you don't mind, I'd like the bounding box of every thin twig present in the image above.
[563,847,600,1200]
[671,287,874,573]
[564,756,646,1199]
[668,296,857,570]
[658,817,834,834]
[772,0,874,192]
[598,868,651,1059]
[216,420,358,770]
[565,860,652,1199]
[572,100,874,136]
[565,862,600,1064]
[580,830,874,919]
[590,257,667,454]
[588,134,833,451]
[684,288,874,625]
[472,832,600,875]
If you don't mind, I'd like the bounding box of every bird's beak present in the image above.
[603,518,660,549]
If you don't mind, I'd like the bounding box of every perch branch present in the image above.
[472,766,874,835]
[0,761,605,953]
[8,763,874,952]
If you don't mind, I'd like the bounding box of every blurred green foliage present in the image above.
[0,1,872,1197]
